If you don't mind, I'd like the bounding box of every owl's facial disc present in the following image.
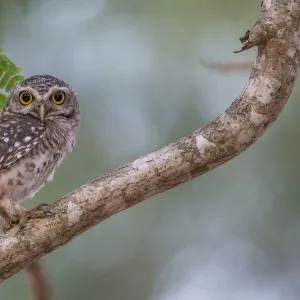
[6,75,79,126]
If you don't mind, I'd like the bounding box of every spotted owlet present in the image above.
[0,75,80,231]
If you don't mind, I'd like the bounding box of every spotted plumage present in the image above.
[0,75,80,231]
[0,113,46,170]
[19,75,68,95]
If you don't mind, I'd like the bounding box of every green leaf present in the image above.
[0,50,25,109]
[6,75,26,92]
[0,93,7,107]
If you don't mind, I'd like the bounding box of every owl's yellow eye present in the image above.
[19,91,33,105]
[51,91,65,105]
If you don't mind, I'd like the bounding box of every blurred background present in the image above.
[1,0,300,299]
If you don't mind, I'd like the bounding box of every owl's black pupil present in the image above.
[54,92,62,102]
[22,93,30,102]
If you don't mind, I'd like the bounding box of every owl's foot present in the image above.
[18,203,55,230]
[2,219,15,233]
[0,197,22,233]
[0,201,54,233]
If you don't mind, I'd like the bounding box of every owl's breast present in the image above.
[0,116,76,203]
[0,145,65,203]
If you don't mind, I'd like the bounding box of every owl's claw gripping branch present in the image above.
[37,203,55,216]
[2,219,14,234]
[0,200,55,232]
[18,204,55,231]
[0,196,22,232]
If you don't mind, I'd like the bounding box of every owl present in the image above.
[0,75,80,232]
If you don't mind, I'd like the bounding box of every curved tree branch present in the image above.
[1,0,300,282]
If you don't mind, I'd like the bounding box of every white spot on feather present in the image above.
[14,142,21,147]
[24,136,32,142]
[4,137,9,142]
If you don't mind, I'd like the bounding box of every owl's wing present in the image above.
[0,112,46,172]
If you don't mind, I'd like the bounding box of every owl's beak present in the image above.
[39,104,45,121]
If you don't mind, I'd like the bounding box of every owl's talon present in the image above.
[38,203,49,207]
[2,225,9,234]
[37,203,55,216]
[44,210,55,216]
[2,218,14,233]
[18,220,27,231]
[17,204,55,228]
[12,215,20,224]
[0,203,55,232]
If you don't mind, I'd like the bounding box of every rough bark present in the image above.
[1,0,300,282]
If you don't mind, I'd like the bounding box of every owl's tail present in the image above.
[25,260,51,300]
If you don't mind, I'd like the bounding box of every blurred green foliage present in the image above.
[0,50,25,108]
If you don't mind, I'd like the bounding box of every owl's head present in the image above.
[5,75,79,125]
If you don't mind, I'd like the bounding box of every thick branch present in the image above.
[1,0,300,282]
